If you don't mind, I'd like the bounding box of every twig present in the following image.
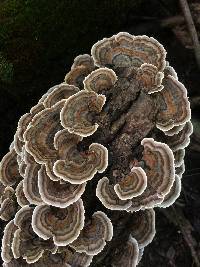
[161,207,200,267]
[179,0,200,70]
[161,15,184,28]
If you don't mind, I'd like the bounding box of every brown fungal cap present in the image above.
[0,148,22,186]
[92,32,166,71]
[65,54,95,88]
[38,165,86,208]
[175,162,185,179]
[165,121,193,151]
[174,149,185,167]
[163,123,185,136]
[135,63,164,94]
[156,75,191,131]
[129,209,155,248]
[24,100,65,164]
[32,199,85,246]
[111,236,139,267]
[96,177,132,210]
[43,83,79,108]
[70,211,113,255]
[1,220,18,263]
[0,186,17,221]
[23,161,43,205]
[12,206,56,264]
[60,90,106,137]
[158,175,181,208]
[15,181,29,207]
[114,167,147,200]
[128,138,175,211]
[53,143,108,184]
[83,67,117,93]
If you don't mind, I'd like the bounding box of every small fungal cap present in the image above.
[38,165,86,208]
[0,186,17,221]
[156,75,191,131]
[129,209,155,248]
[128,138,175,211]
[15,181,29,207]
[24,100,65,164]
[136,63,164,94]
[70,211,113,255]
[165,121,193,151]
[158,175,181,208]
[32,199,85,246]
[60,90,106,137]
[1,220,18,263]
[92,32,166,71]
[96,177,132,210]
[114,167,147,200]
[43,83,79,108]
[0,149,22,186]
[174,149,185,167]
[23,161,43,205]
[53,143,108,184]
[65,54,95,88]
[83,67,117,93]
[111,236,139,267]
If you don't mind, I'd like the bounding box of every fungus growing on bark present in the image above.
[114,167,147,200]
[0,149,22,186]
[38,165,86,207]
[65,54,95,88]
[111,236,139,267]
[53,142,108,184]
[32,199,85,246]
[70,211,113,255]
[96,177,132,210]
[0,32,192,266]
[156,75,191,131]
[60,90,106,137]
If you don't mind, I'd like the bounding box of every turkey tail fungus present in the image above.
[0,32,192,266]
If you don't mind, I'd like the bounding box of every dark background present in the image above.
[0,0,200,266]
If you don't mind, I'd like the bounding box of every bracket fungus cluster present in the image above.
[0,32,192,266]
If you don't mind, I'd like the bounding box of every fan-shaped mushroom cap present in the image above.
[111,236,139,267]
[175,162,185,179]
[38,166,86,208]
[0,148,22,186]
[0,186,17,221]
[17,155,27,178]
[114,167,147,200]
[158,175,181,208]
[136,63,164,94]
[96,177,132,210]
[92,32,166,71]
[163,123,185,136]
[12,206,56,264]
[60,90,106,137]
[23,161,43,205]
[156,75,191,131]
[65,54,95,88]
[43,83,79,108]
[15,181,29,207]
[32,199,85,246]
[17,113,33,142]
[164,64,178,80]
[165,121,193,151]
[70,211,113,255]
[174,149,185,167]
[1,220,18,263]
[53,143,108,184]
[128,138,175,211]
[129,209,155,248]
[83,67,117,93]
[14,133,24,155]
[24,100,65,164]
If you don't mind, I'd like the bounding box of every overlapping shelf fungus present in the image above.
[0,32,192,267]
